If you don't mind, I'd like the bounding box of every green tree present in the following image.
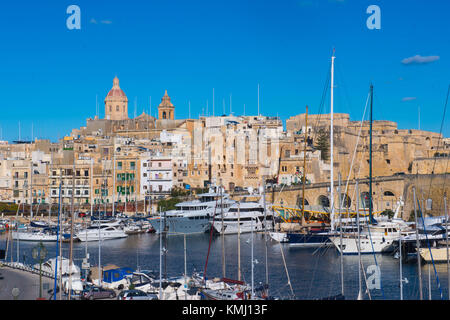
[315,128,330,161]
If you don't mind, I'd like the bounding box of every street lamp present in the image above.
[32,241,47,300]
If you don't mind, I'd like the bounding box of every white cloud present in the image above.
[402,97,417,102]
[101,20,113,25]
[401,55,440,65]
[90,18,98,24]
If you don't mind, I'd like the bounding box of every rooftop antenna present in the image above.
[213,88,215,117]
[258,83,260,116]
[418,106,421,130]
[223,98,225,115]
[18,121,21,141]
[188,100,191,119]
[31,122,34,142]
[206,100,209,117]
[149,96,152,117]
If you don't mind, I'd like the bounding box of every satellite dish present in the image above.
[248,187,253,194]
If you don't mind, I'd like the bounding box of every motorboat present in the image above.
[12,227,59,242]
[211,201,274,235]
[329,221,402,255]
[75,220,128,242]
[149,186,235,235]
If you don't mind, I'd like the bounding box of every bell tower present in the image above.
[158,90,175,120]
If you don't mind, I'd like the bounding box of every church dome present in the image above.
[105,77,128,101]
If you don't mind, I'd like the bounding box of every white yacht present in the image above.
[149,186,235,235]
[329,221,401,255]
[12,227,59,242]
[75,220,128,242]
[212,201,274,235]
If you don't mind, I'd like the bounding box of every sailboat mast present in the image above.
[238,201,241,282]
[53,181,62,300]
[68,153,75,299]
[413,187,423,300]
[221,186,226,285]
[30,159,33,221]
[302,106,308,218]
[159,206,163,299]
[330,50,335,231]
[338,173,344,297]
[112,142,116,216]
[356,180,363,299]
[369,84,374,224]
[445,196,449,300]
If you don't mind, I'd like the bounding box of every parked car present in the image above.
[117,289,158,300]
[234,186,244,192]
[82,286,116,300]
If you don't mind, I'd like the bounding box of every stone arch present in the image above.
[162,111,167,119]
[317,195,330,207]
[384,190,395,197]
[297,196,310,208]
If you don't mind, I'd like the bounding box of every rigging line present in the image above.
[360,256,372,300]
[278,241,295,298]
[417,198,444,299]
[342,90,370,214]
[309,61,331,147]
[203,197,219,283]
[361,199,386,299]
[335,59,356,116]
[431,85,450,210]
[307,243,324,299]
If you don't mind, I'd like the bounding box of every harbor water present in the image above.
[1,231,449,300]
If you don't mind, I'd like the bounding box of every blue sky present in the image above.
[0,0,448,142]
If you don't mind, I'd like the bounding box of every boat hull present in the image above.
[11,231,58,242]
[75,230,128,242]
[329,236,397,255]
[287,232,332,247]
[149,216,212,235]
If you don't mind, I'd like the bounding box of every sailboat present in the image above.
[329,84,403,255]
[282,54,337,248]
